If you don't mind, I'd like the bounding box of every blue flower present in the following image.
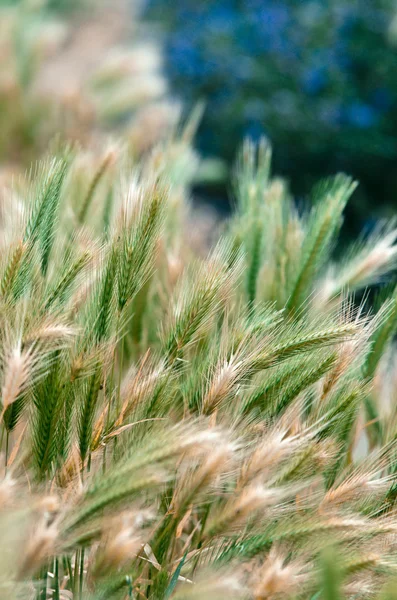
[206,4,238,33]
[167,36,203,78]
[257,4,290,31]
[345,102,378,128]
[302,66,328,95]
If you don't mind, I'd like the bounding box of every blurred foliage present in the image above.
[0,0,87,13]
[145,0,397,233]
[0,0,179,168]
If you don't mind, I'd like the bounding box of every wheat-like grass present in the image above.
[1,53,397,597]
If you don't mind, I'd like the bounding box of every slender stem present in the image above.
[102,443,107,473]
[53,557,60,600]
[37,563,47,600]
[63,555,74,590]
[73,550,80,600]
[103,309,123,472]
[5,430,9,473]
[79,548,85,598]
[127,575,134,598]
[117,334,125,413]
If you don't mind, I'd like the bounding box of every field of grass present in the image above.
[2,2,397,600]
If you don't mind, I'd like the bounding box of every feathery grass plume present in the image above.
[364,285,397,380]
[229,140,358,314]
[286,174,357,313]
[1,132,397,598]
[112,353,168,427]
[23,156,68,274]
[1,343,36,414]
[251,548,307,599]
[77,148,117,225]
[231,138,272,308]
[202,351,246,415]
[0,240,27,298]
[43,236,95,310]
[116,177,165,313]
[243,351,337,417]
[161,240,243,365]
[0,305,67,439]
[87,510,151,584]
[171,570,244,600]
[318,221,397,303]
[82,243,119,349]
[358,287,397,445]
[31,351,70,478]
[0,159,67,302]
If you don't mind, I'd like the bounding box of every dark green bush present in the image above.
[146,0,397,232]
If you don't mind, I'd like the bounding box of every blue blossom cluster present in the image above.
[145,0,397,219]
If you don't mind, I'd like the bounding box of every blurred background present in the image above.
[2,0,397,240]
[143,0,397,238]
